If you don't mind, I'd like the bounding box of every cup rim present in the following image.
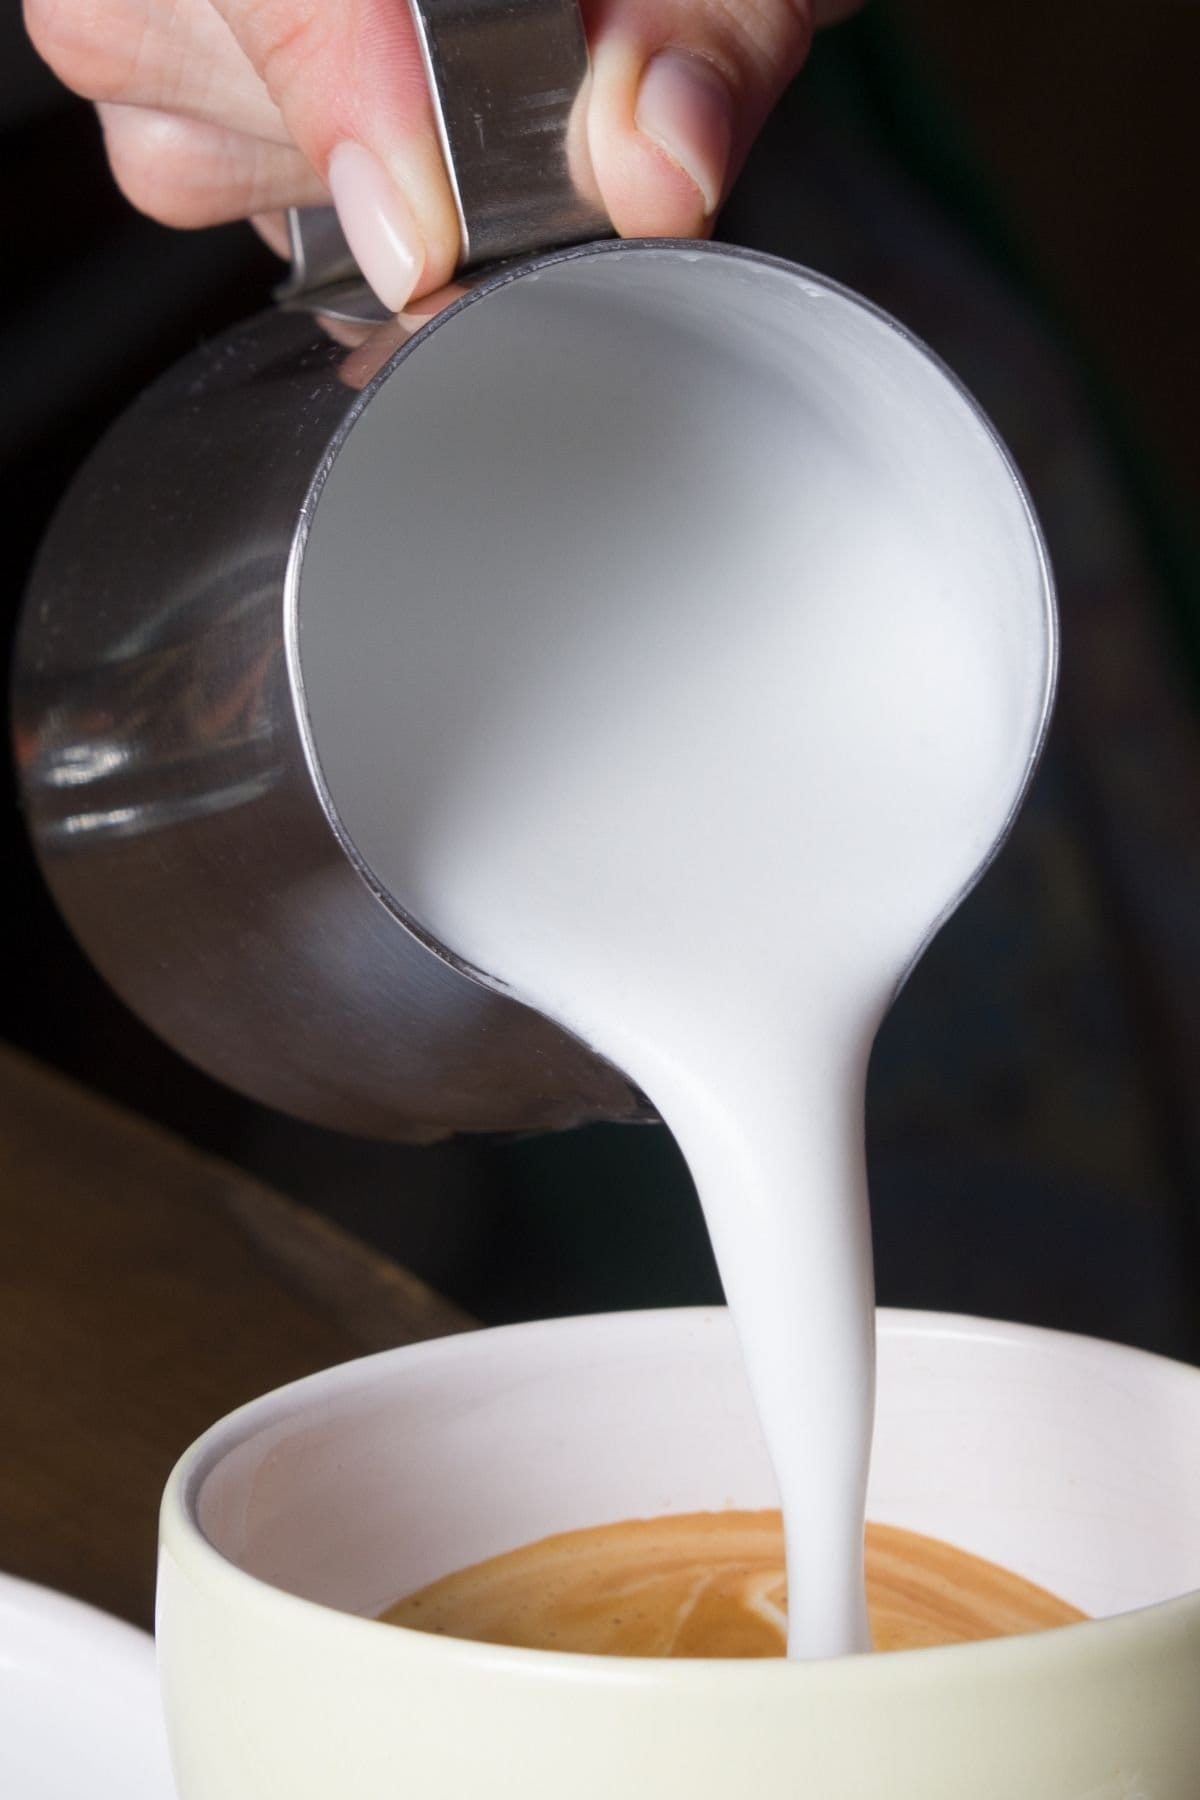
[160,1307,1200,1684]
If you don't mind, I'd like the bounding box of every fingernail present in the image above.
[327,141,424,312]
[635,49,735,217]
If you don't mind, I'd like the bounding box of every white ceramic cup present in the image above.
[158,1308,1200,1798]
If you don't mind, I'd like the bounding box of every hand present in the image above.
[25,0,858,311]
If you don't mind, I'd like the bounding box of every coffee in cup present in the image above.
[380,1510,1084,1656]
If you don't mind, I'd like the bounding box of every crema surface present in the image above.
[381,1512,1084,1657]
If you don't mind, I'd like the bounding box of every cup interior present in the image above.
[189,1309,1200,1631]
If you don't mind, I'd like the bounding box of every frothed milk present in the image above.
[298,251,1053,1656]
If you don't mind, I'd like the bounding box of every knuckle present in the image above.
[21,0,53,62]
[22,0,71,74]
[711,0,814,85]
[101,109,213,227]
[224,0,324,108]
[24,0,140,100]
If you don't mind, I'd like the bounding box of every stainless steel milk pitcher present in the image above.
[13,0,1057,1142]
[13,0,652,1141]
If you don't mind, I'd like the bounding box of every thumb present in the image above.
[584,0,818,238]
[208,0,462,309]
[210,0,822,312]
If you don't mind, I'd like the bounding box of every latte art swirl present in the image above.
[380,1512,1085,1657]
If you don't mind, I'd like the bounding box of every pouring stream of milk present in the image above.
[298,252,1052,1657]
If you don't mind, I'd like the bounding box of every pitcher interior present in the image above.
[296,247,1052,949]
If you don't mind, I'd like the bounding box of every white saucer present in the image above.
[0,1572,174,1798]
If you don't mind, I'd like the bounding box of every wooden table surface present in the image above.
[0,1043,472,1631]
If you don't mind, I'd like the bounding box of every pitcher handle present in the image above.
[278,0,612,312]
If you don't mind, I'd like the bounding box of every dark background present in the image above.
[4,2,1198,1353]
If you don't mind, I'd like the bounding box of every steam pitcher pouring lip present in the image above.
[10,0,1056,1146]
